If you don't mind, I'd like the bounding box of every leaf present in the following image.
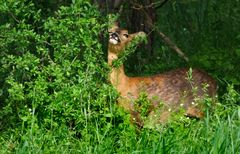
[235,48,240,57]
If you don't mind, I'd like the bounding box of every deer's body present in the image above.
[108,24,217,125]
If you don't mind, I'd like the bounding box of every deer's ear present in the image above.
[109,22,119,31]
[130,31,146,38]
[113,22,119,28]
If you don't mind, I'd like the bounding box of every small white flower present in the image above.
[191,102,195,105]
[168,108,172,112]
[29,108,32,112]
[132,118,136,121]
[180,103,184,107]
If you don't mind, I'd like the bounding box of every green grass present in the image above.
[0,100,239,154]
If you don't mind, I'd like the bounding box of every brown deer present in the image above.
[108,23,217,127]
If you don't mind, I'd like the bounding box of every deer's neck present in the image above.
[108,50,129,93]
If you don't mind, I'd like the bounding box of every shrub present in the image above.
[0,0,121,143]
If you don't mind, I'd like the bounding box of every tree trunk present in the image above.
[129,0,156,55]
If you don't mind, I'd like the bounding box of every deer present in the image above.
[108,23,217,127]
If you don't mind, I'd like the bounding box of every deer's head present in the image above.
[108,22,146,54]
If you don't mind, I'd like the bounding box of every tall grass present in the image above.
[0,87,239,153]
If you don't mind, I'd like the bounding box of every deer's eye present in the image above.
[123,34,129,38]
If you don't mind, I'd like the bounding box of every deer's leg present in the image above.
[185,107,204,119]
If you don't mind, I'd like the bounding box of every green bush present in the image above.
[0,0,123,150]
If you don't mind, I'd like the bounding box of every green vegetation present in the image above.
[0,0,239,153]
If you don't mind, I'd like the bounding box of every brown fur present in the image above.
[108,23,217,126]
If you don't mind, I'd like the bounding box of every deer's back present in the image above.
[127,68,217,109]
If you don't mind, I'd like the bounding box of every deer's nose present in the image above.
[110,32,120,42]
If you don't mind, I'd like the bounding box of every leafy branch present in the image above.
[112,33,147,68]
